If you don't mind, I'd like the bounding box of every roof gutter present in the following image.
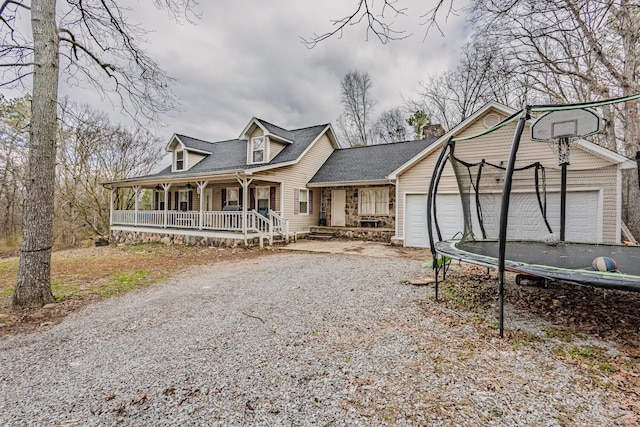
[101,169,246,188]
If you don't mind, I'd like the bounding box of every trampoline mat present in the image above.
[435,240,640,292]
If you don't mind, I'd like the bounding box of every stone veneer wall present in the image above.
[320,185,395,228]
[111,229,259,248]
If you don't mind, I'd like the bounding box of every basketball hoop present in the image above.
[532,108,600,166]
[531,108,602,242]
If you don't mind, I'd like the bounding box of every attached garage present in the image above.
[392,102,634,248]
[405,190,602,248]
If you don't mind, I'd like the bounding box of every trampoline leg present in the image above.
[434,264,439,301]
[498,278,504,338]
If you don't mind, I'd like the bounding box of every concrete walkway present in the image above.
[280,239,430,260]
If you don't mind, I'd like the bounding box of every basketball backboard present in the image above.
[531,108,600,141]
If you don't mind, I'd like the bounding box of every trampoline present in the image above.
[435,240,640,292]
[427,94,640,336]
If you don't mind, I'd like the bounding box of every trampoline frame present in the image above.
[427,98,640,337]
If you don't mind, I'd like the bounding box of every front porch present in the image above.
[110,209,289,247]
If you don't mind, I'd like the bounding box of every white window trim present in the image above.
[256,186,270,209]
[358,187,389,216]
[250,136,267,164]
[298,188,309,215]
[249,136,271,164]
[178,189,190,211]
[226,187,240,206]
[174,149,186,171]
[156,190,166,210]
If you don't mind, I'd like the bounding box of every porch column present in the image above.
[236,174,253,245]
[162,183,171,228]
[109,188,115,226]
[133,185,140,226]
[196,181,208,230]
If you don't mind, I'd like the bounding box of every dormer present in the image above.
[166,134,212,172]
[240,118,294,165]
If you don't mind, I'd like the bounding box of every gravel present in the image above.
[0,252,634,426]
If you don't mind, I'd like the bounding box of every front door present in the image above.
[204,188,213,211]
[331,189,346,226]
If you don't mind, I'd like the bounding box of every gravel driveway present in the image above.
[0,252,633,426]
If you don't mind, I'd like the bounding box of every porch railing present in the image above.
[111,210,289,243]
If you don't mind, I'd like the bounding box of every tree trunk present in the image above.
[12,0,59,308]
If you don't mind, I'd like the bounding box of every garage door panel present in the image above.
[404,191,601,248]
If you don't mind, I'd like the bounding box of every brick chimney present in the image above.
[422,124,445,139]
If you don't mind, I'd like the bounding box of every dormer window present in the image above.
[175,150,184,171]
[251,137,265,163]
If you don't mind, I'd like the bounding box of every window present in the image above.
[156,191,165,210]
[256,187,270,214]
[252,137,265,163]
[227,188,239,206]
[298,189,308,214]
[175,150,184,171]
[359,188,389,215]
[179,190,189,211]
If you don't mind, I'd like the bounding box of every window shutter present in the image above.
[250,188,255,210]
[269,187,276,210]
[309,190,313,214]
[175,192,179,211]
[168,191,172,210]
[221,188,226,208]
[188,191,193,211]
[239,188,243,208]
[294,188,299,214]
[154,191,159,210]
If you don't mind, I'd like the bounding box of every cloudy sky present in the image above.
[11,0,472,145]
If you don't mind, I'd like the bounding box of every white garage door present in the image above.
[404,191,601,248]
[405,194,465,247]
[478,191,600,242]
[405,194,429,248]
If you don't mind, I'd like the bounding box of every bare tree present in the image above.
[470,0,640,235]
[0,0,196,308]
[408,40,526,130]
[301,0,459,46]
[0,95,29,243]
[338,70,376,146]
[374,107,409,143]
[56,102,164,245]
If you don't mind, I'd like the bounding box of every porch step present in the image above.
[307,234,333,240]
[307,227,336,241]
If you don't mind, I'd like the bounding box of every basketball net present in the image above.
[548,137,572,165]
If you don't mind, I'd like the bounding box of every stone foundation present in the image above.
[309,226,395,243]
[110,229,259,248]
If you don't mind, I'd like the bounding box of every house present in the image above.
[104,104,634,248]
[103,117,438,247]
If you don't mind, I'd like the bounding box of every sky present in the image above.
[7,0,471,146]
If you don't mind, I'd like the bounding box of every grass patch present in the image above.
[0,244,265,336]
[98,269,159,297]
[553,345,615,375]
[436,278,495,311]
[544,327,584,342]
[507,330,542,350]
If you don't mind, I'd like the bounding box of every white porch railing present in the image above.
[269,210,289,242]
[111,210,290,243]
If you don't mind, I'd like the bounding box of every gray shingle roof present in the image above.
[255,119,295,142]
[174,134,214,153]
[308,138,439,184]
[133,123,329,181]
